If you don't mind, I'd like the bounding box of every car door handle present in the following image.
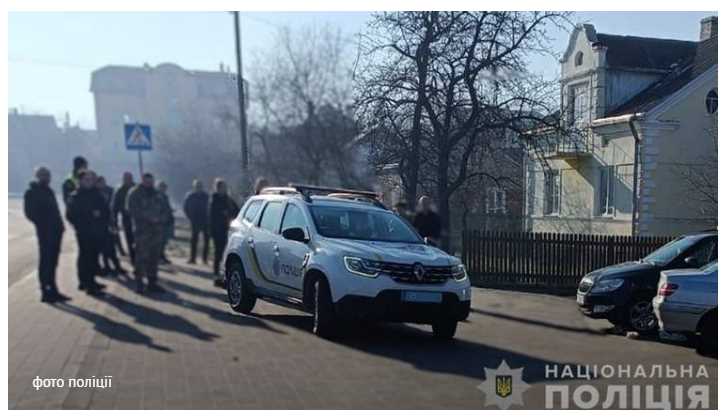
[273,244,280,254]
[247,237,254,247]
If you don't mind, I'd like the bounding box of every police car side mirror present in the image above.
[282,227,308,243]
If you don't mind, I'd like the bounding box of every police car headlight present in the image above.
[590,278,624,293]
[343,256,380,278]
[452,264,467,281]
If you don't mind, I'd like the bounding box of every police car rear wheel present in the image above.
[227,261,256,314]
[313,279,338,338]
[432,318,457,340]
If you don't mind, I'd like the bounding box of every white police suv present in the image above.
[223,185,471,339]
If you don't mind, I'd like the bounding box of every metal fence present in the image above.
[462,230,674,293]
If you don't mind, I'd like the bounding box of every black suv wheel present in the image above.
[313,279,338,338]
[227,260,256,314]
[432,318,458,340]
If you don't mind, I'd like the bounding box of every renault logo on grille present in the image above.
[412,263,426,281]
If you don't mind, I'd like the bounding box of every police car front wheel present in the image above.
[431,318,458,340]
[227,260,256,314]
[313,279,339,338]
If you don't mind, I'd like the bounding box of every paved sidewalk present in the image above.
[9,253,719,409]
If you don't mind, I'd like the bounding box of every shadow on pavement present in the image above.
[103,272,284,334]
[91,292,219,342]
[470,307,606,336]
[255,313,577,383]
[162,277,227,302]
[154,285,288,335]
[172,264,217,281]
[52,303,172,353]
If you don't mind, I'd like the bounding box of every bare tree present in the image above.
[355,11,570,250]
[249,24,370,187]
[355,12,451,208]
[154,105,242,202]
[677,124,718,225]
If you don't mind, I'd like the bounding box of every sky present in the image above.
[8,11,717,129]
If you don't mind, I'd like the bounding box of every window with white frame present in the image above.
[544,170,561,215]
[599,165,616,216]
[486,187,507,214]
[568,83,588,127]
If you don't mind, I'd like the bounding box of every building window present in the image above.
[568,84,588,127]
[544,170,561,215]
[486,187,507,214]
[599,165,616,216]
[575,51,584,66]
[526,170,535,216]
[706,88,718,114]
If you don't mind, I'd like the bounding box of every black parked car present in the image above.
[576,231,717,333]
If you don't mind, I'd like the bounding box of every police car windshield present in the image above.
[310,205,422,244]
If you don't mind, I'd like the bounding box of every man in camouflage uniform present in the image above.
[126,173,170,293]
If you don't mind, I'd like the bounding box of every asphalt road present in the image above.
[8,196,77,288]
[8,197,718,409]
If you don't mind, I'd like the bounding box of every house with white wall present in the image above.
[524,16,718,236]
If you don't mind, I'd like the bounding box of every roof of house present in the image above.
[595,34,697,71]
[606,35,717,117]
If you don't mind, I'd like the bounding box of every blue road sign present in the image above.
[124,123,152,151]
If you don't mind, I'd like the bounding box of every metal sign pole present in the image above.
[138,150,144,178]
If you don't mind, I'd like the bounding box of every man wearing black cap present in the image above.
[62,156,88,205]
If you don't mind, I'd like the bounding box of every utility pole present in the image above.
[233,11,249,173]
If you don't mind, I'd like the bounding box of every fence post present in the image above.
[606,236,615,265]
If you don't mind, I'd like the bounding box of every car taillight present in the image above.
[658,283,679,296]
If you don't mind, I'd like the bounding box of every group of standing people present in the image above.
[24,162,438,303]
[24,156,175,302]
[183,178,239,287]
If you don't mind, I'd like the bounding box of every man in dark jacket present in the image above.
[183,179,209,264]
[209,178,239,286]
[112,172,136,263]
[24,167,70,303]
[62,156,87,205]
[96,175,125,276]
[413,195,442,246]
[66,170,108,295]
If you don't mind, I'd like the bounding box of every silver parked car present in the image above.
[653,261,717,355]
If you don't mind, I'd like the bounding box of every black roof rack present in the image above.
[260,184,387,208]
[288,184,379,198]
[259,187,298,196]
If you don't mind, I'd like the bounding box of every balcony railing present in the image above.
[527,132,592,160]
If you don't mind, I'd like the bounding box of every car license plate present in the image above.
[403,291,442,303]
[576,294,585,305]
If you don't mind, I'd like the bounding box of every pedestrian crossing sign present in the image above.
[124,123,152,151]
